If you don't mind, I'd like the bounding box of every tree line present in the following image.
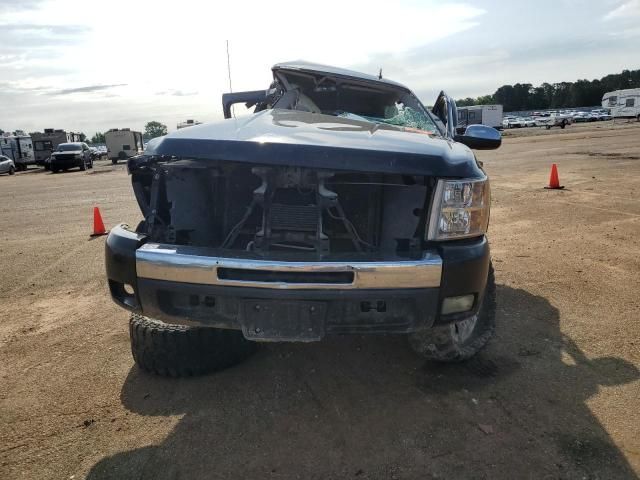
[457,68,640,111]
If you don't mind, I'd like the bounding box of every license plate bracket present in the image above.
[241,300,326,342]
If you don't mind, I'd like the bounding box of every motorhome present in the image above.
[602,88,640,120]
[104,128,144,164]
[457,104,503,129]
[177,119,202,129]
[0,133,35,171]
[32,129,81,167]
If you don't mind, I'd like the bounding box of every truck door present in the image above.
[432,91,458,138]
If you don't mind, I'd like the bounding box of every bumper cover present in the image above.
[105,224,490,340]
[51,156,81,168]
[136,243,442,290]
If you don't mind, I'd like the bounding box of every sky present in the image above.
[1,0,639,136]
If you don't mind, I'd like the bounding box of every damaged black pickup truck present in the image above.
[105,61,501,376]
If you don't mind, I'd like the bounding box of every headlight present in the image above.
[427,177,490,240]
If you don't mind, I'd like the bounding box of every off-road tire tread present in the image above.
[129,314,257,377]
[409,263,496,362]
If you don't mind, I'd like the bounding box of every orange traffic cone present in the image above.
[544,164,564,189]
[91,206,108,236]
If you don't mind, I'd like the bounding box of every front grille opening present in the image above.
[217,268,354,285]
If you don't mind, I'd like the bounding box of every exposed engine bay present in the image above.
[132,160,434,259]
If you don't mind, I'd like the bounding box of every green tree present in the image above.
[456,97,476,107]
[476,95,495,105]
[456,68,640,112]
[144,121,168,140]
[456,95,495,107]
[91,132,106,144]
[78,132,87,142]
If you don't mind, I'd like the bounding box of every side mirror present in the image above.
[222,90,268,119]
[455,124,501,150]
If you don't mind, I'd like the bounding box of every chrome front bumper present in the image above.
[136,243,442,290]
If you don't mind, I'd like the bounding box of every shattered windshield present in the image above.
[272,73,440,135]
[339,103,437,133]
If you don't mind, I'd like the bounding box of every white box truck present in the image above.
[602,88,640,120]
[457,104,503,129]
[105,128,144,164]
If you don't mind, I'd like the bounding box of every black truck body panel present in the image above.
[139,110,484,178]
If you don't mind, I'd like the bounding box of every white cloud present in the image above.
[604,0,640,20]
[1,0,637,135]
[1,0,485,133]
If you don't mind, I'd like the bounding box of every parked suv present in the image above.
[50,142,93,172]
[105,61,501,377]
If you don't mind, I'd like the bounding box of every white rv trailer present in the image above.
[0,133,35,171]
[602,88,640,120]
[32,129,81,166]
[105,128,144,164]
[177,119,202,129]
[457,104,503,129]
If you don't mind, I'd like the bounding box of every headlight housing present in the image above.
[427,177,490,240]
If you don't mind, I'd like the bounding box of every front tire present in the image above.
[409,263,496,362]
[9,166,15,175]
[129,314,258,377]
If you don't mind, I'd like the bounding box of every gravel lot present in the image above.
[1,121,639,479]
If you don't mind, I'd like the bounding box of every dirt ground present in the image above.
[1,121,639,480]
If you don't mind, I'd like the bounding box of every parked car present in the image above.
[49,142,93,172]
[588,110,612,121]
[32,129,82,167]
[88,147,103,161]
[535,113,571,129]
[521,116,536,127]
[0,155,16,175]
[571,112,589,123]
[105,61,502,377]
[502,116,523,128]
